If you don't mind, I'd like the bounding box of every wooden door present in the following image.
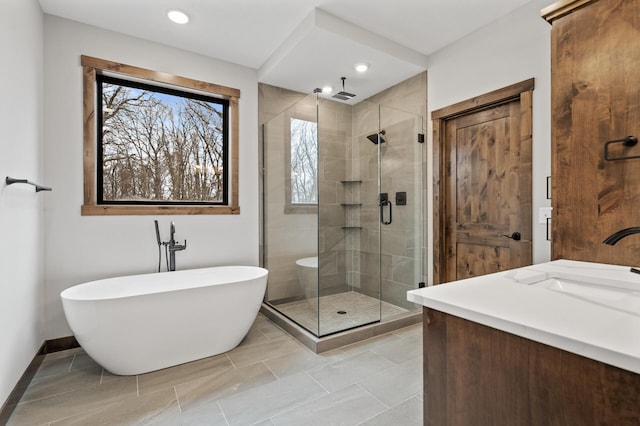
[433,80,533,283]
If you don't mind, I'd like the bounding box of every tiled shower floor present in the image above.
[6,314,423,425]
[274,291,409,336]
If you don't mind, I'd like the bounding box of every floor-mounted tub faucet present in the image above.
[603,227,640,274]
[168,221,187,272]
[154,220,187,272]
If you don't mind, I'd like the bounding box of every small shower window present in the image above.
[289,118,318,205]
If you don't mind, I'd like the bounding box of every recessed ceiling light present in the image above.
[167,9,189,24]
[322,86,333,94]
[354,63,369,73]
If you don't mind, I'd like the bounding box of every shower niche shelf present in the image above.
[340,180,362,229]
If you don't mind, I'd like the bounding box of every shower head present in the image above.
[333,91,356,101]
[366,130,386,144]
[332,77,356,101]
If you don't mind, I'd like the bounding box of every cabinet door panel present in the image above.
[551,0,640,264]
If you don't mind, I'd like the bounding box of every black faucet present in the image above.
[168,221,187,271]
[602,227,640,274]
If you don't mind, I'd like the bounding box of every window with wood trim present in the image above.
[81,55,240,215]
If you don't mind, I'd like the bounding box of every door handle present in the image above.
[380,200,393,225]
[501,232,521,241]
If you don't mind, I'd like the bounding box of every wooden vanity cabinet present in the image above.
[423,308,640,425]
[545,0,640,264]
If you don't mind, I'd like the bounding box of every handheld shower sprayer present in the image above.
[154,220,164,272]
[154,220,161,246]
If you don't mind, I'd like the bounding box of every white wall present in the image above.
[426,0,552,282]
[43,16,259,339]
[0,0,45,406]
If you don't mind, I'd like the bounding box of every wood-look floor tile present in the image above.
[49,387,179,426]
[176,362,277,413]
[308,351,395,393]
[253,419,275,426]
[238,325,271,346]
[7,375,137,425]
[32,356,74,380]
[358,356,422,407]
[41,347,84,362]
[20,365,102,403]
[371,333,422,364]
[392,323,422,338]
[264,347,347,379]
[359,395,422,425]
[226,337,303,367]
[269,384,387,426]
[149,402,228,426]
[339,333,401,357]
[68,353,101,372]
[255,320,289,341]
[138,354,232,396]
[218,372,327,425]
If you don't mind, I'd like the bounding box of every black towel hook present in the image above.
[604,135,639,161]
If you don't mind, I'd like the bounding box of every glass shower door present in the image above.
[379,105,425,319]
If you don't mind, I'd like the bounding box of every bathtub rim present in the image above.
[61,265,268,302]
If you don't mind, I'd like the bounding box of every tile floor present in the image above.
[7,314,423,425]
[275,291,410,335]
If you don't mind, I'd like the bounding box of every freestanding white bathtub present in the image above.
[61,266,268,375]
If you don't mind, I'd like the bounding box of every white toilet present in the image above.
[295,256,318,300]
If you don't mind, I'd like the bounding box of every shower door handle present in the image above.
[380,200,393,225]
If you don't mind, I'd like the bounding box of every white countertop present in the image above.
[407,260,640,374]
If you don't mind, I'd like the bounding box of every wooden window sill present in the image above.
[81,204,240,216]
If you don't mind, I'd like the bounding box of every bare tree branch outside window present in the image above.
[290,118,317,204]
[98,75,228,204]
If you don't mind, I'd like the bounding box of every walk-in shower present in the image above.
[260,88,424,344]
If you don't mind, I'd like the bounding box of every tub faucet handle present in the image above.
[172,239,187,251]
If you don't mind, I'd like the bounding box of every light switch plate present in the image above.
[539,207,552,224]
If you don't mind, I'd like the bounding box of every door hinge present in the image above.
[418,133,425,143]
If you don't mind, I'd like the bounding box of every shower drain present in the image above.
[337,310,347,315]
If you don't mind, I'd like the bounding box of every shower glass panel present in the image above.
[317,100,381,335]
[263,93,320,335]
[262,92,424,338]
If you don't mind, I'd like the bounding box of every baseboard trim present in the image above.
[0,336,79,423]
[43,335,80,353]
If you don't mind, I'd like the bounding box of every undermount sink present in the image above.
[533,276,640,313]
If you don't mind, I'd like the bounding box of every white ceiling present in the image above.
[38,0,535,102]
